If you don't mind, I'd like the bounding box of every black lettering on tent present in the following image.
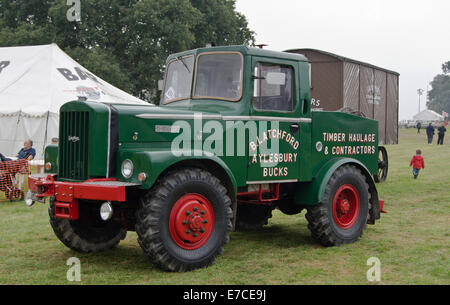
[0,61,10,74]
[73,67,100,84]
[74,67,89,80]
[84,70,100,83]
[57,68,79,81]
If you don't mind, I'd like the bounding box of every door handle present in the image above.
[290,123,299,134]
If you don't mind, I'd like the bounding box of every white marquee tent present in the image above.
[413,109,444,121]
[0,43,150,159]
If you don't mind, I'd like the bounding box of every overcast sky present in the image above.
[235,0,450,120]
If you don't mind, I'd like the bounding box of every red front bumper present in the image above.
[28,174,129,220]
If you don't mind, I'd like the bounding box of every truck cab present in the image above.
[28,45,382,272]
[158,46,311,184]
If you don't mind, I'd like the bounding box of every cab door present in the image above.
[246,57,302,183]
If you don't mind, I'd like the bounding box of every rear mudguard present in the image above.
[295,158,381,223]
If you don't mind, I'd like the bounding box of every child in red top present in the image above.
[409,149,425,179]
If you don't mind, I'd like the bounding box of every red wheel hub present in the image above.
[332,184,360,229]
[169,194,214,250]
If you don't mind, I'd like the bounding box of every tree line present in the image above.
[427,61,450,117]
[0,0,255,103]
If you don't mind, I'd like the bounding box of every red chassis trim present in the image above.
[237,183,280,205]
[28,174,128,220]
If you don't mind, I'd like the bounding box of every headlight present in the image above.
[121,159,133,178]
[100,202,113,221]
[25,190,35,207]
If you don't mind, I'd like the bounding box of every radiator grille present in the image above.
[59,111,89,180]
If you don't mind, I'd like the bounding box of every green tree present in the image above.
[122,0,202,100]
[442,62,450,74]
[190,0,255,47]
[427,61,450,116]
[66,47,135,93]
[0,0,255,103]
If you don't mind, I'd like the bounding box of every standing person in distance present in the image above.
[426,123,435,144]
[416,121,422,134]
[437,122,447,145]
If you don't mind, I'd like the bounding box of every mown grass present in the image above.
[0,128,448,284]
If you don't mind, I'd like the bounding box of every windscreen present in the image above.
[194,52,243,101]
[163,55,194,104]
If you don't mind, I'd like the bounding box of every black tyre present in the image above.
[235,204,273,231]
[374,146,388,183]
[305,165,370,246]
[49,197,127,253]
[136,168,233,272]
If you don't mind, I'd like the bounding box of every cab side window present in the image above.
[253,63,294,112]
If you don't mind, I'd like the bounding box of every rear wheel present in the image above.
[49,197,127,252]
[136,168,233,272]
[305,165,370,246]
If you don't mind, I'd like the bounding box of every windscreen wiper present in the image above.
[176,56,190,73]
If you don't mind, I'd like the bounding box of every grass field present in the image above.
[0,128,448,285]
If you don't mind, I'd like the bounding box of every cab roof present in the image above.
[166,45,308,63]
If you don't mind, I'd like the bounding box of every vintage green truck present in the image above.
[27,45,383,272]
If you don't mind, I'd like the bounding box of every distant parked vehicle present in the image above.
[399,120,409,128]
[406,120,417,128]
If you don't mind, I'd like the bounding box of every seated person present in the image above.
[1,139,36,161]
[16,139,36,160]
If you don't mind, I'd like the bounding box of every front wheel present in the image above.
[136,168,233,272]
[49,198,127,253]
[305,165,370,246]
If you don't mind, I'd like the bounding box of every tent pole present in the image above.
[43,110,50,158]
[11,111,21,157]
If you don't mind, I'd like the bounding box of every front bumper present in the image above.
[28,174,138,220]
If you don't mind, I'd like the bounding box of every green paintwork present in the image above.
[309,111,378,175]
[44,144,58,174]
[48,45,379,206]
